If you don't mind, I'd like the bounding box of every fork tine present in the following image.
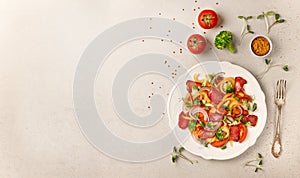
[282,80,287,99]
[277,80,281,98]
[276,80,279,98]
[281,79,284,99]
[280,80,284,99]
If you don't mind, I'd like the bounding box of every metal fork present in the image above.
[271,79,287,158]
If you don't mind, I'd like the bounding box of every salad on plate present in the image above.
[178,72,259,149]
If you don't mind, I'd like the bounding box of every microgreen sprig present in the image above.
[171,146,198,164]
[244,153,264,172]
[257,11,285,34]
[257,59,289,79]
[238,16,254,44]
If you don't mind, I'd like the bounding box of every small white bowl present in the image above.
[250,35,273,58]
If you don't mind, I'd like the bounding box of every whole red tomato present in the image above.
[198,9,218,29]
[187,34,206,54]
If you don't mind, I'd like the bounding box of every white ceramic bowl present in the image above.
[250,35,273,58]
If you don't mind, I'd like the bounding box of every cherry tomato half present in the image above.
[198,9,218,29]
[211,137,229,148]
[238,124,248,143]
[187,34,206,54]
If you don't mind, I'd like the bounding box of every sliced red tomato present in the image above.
[186,80,202,93]
[243,110,249,116]
[211,137,229,148]
[234,77,247,93]
[230,125,240,142]
[238,124,248,143]
[198,9,218,29]
[178,112,190,129]
[187,34,206,54]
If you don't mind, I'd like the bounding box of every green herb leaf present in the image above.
[225,85,234,93]
[173,146,177,153]
[275,14,280,20]
[255,168,258,172]
[258,153,263,159]
[192,85,199,91]
[199,121,206,128]
[188,120,197,132]
[193,99,202,106]
[207,122,213,129]
[221,145,227,150]
[216,127,225,141]
[257,14,264,19]
[239,115,244,120]
[282,65,289,71]
[265,59,271,65]
[246,16,253,20]
[185,102,191,108]
[259,160,263,165]
[278,19,285,23]
[234,96,240,101]
[267,11,275,15]
[242,100,250,110]
[252,103,257,112]
[178,147,184,153]
[248,31,254,34]
[244,121,251,127]
[172,155,178,163]
[238,16,244,19]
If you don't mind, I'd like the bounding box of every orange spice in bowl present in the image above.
[250,35,272,57]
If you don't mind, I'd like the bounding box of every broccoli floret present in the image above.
[214,30,236,53]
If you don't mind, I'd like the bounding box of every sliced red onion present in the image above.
[189,106,209,121]
[213,72,225,87]
[235,105,244,117]
[199,86,211,93]
[219,83,227,94]
[226,115,234,122]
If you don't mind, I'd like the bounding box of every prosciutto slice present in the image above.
[209,87,224,104]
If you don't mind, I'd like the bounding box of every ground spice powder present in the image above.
[251,36,270,56]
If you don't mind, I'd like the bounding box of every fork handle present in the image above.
[272,105,282,158]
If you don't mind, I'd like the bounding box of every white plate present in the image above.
[167,61,267,160]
